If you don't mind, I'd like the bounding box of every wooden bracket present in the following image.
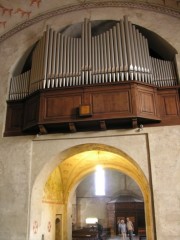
[132,118,138,128]
[39,124,47,134]
[100,120,107,130]
[69,123,76,133]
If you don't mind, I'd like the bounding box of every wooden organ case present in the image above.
[4,16,180,136]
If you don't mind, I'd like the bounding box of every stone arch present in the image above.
[29,143,155,240]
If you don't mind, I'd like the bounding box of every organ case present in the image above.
[4,16,180,136]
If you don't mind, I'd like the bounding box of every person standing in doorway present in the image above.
[96,222,103,240]
[126,217,134,240]
[117,219,121,235]
[118,219,127,240]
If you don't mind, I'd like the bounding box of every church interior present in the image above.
[0,1,180,240]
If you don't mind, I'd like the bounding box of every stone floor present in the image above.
[106,236,140,240]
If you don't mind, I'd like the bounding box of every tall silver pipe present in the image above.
[55,33,60,87]
[97,35,101,83]
[66,37,70,86]
[75,38,79,85]
[124,16,133,77]
[73,38,76,85]
[88,21,92,83]
[40,34,45,89]
[43,26,50,89]
[46,28,53,88]
[103,32,108,82]
[69,37,73,86]
[132,25,140,81]
[100,34,105,83]
[63,35,67,87]
[109,28,115,73]
[113,25,119,81]
[91,37,95,83]
[79,38,82,85]
[128,22,137,74]
[51,31,57,88]
[139,33,146,82]
[94,36,98,83]
[84,18,88,71]
[164,61,168,82]
[81,20,85,84]
[59,34,64,87]
[37,39,41,88]
[106,31,111,82]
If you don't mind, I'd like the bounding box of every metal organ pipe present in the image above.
[8,17,178,101]
[103,32,108,82]
[97,35,101,83]
[88,21,92,84]
[100,34,105,83]
[113,26,119,81]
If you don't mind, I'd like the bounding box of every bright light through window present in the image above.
[86,218,98,224]
[95,165,105,195]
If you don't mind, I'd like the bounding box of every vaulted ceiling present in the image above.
[0,0,180,42]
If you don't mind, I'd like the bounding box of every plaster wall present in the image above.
[0,4,180,240]
[0,127,180,240]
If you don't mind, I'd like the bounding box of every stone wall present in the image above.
[0,4,180,240]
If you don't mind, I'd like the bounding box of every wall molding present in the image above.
[0,1,180,43]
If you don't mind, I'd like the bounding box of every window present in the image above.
[86,218,98,224]
[95,165,105,196]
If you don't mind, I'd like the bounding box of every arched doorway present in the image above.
[55,216,62,240]
[74,169,145,237]
[29,143,155,240]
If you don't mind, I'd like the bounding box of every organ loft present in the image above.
[4,16,180,136]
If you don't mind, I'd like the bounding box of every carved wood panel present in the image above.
[4,102,23,136]
[159,94,179,116]
[4,83,180,136]
[43,94,82,120]
[92,91,131,114]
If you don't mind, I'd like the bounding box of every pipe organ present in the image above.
[5,16,180,136]
[8,16,178,101]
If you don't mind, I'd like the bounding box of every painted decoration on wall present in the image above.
[47,221,51,232]
[0,0,42,30]
[33,220,38,234]
[42,167,63,203]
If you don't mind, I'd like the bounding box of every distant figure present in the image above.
[96,222,103,240]
[126,218,134,240]
[117,219,121,235]
[118,219,127,240]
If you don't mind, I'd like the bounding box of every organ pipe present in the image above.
[9,17,178,100]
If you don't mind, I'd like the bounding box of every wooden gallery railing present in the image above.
[8,16,178,101]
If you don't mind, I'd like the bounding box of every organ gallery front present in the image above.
[4,16,180,136]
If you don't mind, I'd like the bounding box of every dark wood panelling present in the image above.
[43,95,82,120]
[23,94,40,130]
[92,91,131,114]
[4,82,180,136]
[4,101,24,136]
[158,92,179,117]
[107,202,145,236]
[137,85,158,119]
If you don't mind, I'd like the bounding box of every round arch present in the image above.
[29,143,155,240]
